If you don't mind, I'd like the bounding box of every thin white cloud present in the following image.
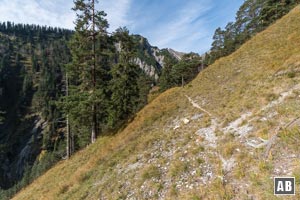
[0,0,75,29]
[146,0,213,52]
[0,0,132,31]
[101,0,132,32]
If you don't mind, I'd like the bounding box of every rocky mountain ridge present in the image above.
[133,35,186,80]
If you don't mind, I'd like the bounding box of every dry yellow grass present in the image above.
[13,6,300,200]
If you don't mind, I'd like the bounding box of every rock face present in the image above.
[132,35,184,80]
[14,118,46,179]
[0,116,45,189]
[166,48,185,61]
[114,36,186,80]
[133,57,158,80]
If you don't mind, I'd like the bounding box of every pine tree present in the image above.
[208,0,299,65]
[158,56,177,91]
[170,53,200,87]
[108,27,140,128]
[210,27,225,62]
[260,0,299,28]
[66,0,109,144]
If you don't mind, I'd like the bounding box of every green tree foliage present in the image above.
[108,27,140,128]
[159,53,201,91]
[31,53,38,73]
[205,0,300,65]
[0,3,154,197]
[65,0,110,144]
[64,1,152,146]
[159,56,178,91]
[136,73,152,109]
[260,0,300,27]
[0,21,72,197]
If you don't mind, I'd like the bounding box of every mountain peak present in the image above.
[166,48,185,60]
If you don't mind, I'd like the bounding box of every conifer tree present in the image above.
[158,56,177,92]
[208,0,299,65]
[66,0,109,143]
[108,27,140,127]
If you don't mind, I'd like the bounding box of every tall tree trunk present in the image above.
[66,72,71,158]
[66,114,71,158]
[91,104,97,143]
[91,0,97,143]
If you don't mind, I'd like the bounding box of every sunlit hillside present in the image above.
[14,6,300,200]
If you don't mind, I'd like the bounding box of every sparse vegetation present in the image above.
[142,165,161,180]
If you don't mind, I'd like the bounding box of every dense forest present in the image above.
[0,22,153,199]
[0,22,73,193]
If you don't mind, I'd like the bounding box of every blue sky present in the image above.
[0,0,244,54]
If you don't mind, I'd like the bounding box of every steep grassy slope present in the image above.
[13,6,300,200]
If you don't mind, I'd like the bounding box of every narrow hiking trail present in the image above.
[186,82,300,151]
[185,83,300,175]
[185,95,219,148]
